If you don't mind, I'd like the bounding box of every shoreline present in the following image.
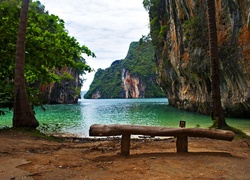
[52,129,250,140]
[0,130,250,179]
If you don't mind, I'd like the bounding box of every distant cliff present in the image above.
[145,0,250,118]
[84,37,164,99]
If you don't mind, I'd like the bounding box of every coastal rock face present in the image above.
[148,0,250,117]
[122,68,146,98]
[84,40,164,99]
[40,67,81,104]
[89,67,147,99]
[92,91,101,99]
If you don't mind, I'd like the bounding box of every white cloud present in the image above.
[38,0,149,90]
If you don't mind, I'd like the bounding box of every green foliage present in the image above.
[61,72,74,81]
[143,0,165,19]
[223,126,250,139]
[209,123,250,139]
[26,87,45,110]
[183,17,206,47]
[143,0,167,52]
[84,61,123,99]
[123,36,155,78]
[123,36,163,98]
[0,83,13,111]
[74,87,81,97]
[210,116,249,138]
[211,117,219,128]
[195,124,201,128]
[159,25,168,39]
[85,35,164,99]
[39,123,62,133]
[143,0,152,11]
[0,0,95,112]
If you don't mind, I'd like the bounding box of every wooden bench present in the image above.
[89,124,235,155]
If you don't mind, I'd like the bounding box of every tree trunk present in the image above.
[206,0,227,128]
[13,0,39,128]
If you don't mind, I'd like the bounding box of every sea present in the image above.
[1,98,250,137]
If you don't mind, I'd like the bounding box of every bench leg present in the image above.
[121,134,131,156]
[176,136,188,152]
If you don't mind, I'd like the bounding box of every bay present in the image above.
[1,98,250,137]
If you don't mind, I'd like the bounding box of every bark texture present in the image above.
[89,124,235,141]
[13,0,39,128]
[206,0,226,127]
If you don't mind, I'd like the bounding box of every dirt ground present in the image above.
[0,130,250,180]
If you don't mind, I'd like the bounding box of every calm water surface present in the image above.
[1,98,250,136]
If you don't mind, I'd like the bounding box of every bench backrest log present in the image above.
[89,124,235,155]
[89,124,235,141]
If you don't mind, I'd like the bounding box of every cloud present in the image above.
[39,0,149,90]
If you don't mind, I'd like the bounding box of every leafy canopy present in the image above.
[0,0,95,114]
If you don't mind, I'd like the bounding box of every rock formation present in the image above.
[84,40,164,99]
[122,68,146,98]
[40,67,81,104]
[147,0,250,118]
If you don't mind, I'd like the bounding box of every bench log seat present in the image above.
[89,124,235,155]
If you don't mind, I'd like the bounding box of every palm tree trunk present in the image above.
[13,0,39,128]
[206,0,227,128]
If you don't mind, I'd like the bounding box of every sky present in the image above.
[38,0,150,91]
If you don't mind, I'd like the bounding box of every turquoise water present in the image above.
[1,98,250,136]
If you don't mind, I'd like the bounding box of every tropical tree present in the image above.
[13,0,39,128]
[0,0,95,117]
[206,0,227,128]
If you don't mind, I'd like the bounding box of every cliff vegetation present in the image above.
[84,36,164,99]
[143,0,250,118]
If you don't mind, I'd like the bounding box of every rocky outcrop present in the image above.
[147,0,250,117]
[92,91,101,99]
[122,68,146,98]
[88,67,148,99]
[40,67,81,104]
[84,40,164,99]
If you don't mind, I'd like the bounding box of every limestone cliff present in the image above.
[122,68,146,98]
[84,39,164,99]
[146,0,250,117]
[40,66,81,104]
